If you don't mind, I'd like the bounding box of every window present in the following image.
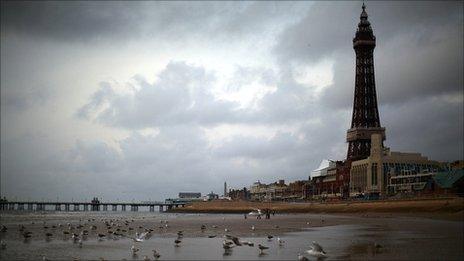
[371,163,378,186]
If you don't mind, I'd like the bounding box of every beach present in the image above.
[1,201,463,260]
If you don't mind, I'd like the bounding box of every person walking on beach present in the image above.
[265,209,271,219]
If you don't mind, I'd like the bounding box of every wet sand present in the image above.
[1,211,463,260]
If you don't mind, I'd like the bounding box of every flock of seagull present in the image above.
[0,214,332,260]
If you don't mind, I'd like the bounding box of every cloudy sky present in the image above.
[1,1,462,202]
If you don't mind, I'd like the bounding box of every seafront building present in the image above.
[244,180,308,201]
[350,134,442,197]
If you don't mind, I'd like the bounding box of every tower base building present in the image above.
[350,134,442,197]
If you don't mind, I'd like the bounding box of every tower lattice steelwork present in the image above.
[346,3,385,162]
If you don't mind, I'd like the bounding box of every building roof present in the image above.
[311,159,335,178]
[433,169,464,189]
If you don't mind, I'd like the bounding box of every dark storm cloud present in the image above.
[381,94,463,161]
[1,1,308,42]
[275,1,463,108]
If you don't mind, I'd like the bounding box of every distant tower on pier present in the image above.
[224,182,227,197]
[346,3,386,162]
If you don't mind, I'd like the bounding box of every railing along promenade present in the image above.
[0,200,186,212]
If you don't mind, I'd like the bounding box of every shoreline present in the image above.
[170,196,464,221]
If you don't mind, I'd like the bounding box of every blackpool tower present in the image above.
[346,3,386,162]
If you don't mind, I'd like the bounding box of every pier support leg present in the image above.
[65,204,70,211]
[150,205,154,212]
[112,205,117,211]
[28,204,33,211]
[74,204,79,211]
[55,204,61,211]
[103,205,108,211]
[159,206,164,212]
[122,205,126,211]
[84,204,88,211]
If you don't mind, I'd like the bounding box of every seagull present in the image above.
[23,231,32,239]
[306,241,327,258]
[267,235,273,241]
[97,233,106,239]
[225,235,242,246]
[174,238,182,247]
[212,225,218,229]
[127,231,148,242]
[251,225,255,231]
[258,244,269,254]
[241,241,254,247]
[278,237,285,246]
[224,228,229,232]
[298,253,310,261]
[248,208,262,216]
[131,245,139,256]
[152,250,161,259]
[223,240,235,250]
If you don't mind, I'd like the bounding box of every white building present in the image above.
[311,159,337,179]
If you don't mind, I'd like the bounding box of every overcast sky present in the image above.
[1,1,462,202]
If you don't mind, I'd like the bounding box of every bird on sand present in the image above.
[251,225,255,231]
[278,237,285,246]
[131,245,139,256]
[241,241,254,247]
[298,253,310,261]
[223,240,235,250]
[174,238,182,246]
[267,235,273,240]
[306,241,327,258]
[152,249,161,259]
[225,234,242,246]
[258,244,269,254]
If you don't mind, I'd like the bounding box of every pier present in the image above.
[0,200,186,212]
